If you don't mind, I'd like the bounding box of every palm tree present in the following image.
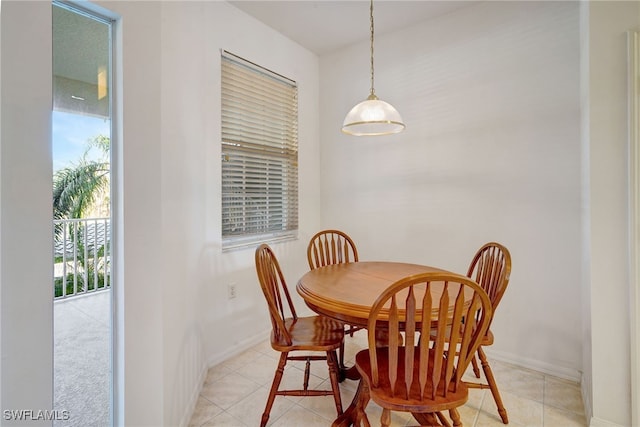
[53,134,110,220]
[53,134,110,297]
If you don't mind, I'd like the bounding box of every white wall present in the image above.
[0,2,54,425]
[1,1,321,426]
[320,1,583,378]
[584,2,640,426]
[2,1,636,426]
[96,1,322,425]
[155,2,321,425]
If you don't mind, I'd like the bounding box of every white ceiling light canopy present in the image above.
[342,0,405,137]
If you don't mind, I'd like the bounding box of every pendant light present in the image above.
[342,0,405,136]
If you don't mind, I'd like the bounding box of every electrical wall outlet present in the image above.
[227,283,237,299]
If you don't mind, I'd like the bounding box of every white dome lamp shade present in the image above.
[341,0,405,137]
[342,94,405,136]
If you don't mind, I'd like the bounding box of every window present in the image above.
[221,51,299,249]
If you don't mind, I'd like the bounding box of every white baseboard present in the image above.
[207,328,272,368]
[589,416,626,427]
[581,379,593,427]
[180,362,209,427]
[182,329,271,427]
[208,335,584,381]
[483,348,582,383]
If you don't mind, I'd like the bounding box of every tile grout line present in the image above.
[472,389,486,427]
[191,340,587,427]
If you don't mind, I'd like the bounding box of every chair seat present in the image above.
[482,329,494,346]
[271,316,345,352]
[355,346,469,413]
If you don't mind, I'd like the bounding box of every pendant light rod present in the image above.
[369,0,376,99]
[341,0,405,136]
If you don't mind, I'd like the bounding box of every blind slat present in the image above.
[221,51,298,247]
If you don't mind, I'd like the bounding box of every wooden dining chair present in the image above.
[462,242,512,424]
[307,229,360,371]
[307,229,359,269]
[255,244,344,427]
[354,272,492,427]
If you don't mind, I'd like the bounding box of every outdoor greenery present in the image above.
[53,134,110,221]
[54,228,109,298]
[54,269,108,298]
[53,135,111,298]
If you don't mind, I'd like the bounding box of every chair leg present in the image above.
[436,411,452,427]
[381,408,391,427]
[477,346,509,424]
[449,408,462,427]
[303,357,311,390]
[326,350,343,415]
[339,340,346,371]
[471,352,481,378]
[349,324,359,337]
[261,352,288,427]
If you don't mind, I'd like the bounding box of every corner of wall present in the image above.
[579,0,593,422]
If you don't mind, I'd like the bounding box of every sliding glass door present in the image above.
[52,3,113,426]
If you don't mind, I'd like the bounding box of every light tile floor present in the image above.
[189,330,587,427]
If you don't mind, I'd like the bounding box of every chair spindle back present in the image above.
[467,242,511,324]
[367,273,492,401]
[307,230,359,270]
[255,244,297,345]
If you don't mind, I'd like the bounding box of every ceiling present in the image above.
[52,1,478,85]
[229,1,478,56]
[53,4,109,85]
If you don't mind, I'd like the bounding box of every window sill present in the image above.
[222,232,298,252]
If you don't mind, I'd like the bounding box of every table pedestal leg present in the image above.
[412,411,452,427]
[332,379,370,427]
[341,364,361,381]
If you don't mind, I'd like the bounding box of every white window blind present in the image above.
[221,51,299,249]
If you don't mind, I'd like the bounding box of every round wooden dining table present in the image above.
[297,261,455,326]
[296,261,460,427]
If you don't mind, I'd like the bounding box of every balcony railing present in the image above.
[54,217,111,299]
